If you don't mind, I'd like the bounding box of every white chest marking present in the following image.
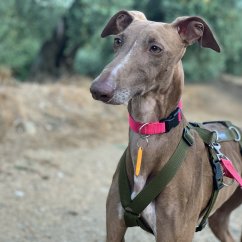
[118,202,124,220]
[131,175,157,236]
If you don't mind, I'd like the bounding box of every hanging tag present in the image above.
[135,147,143,176]
[221,158,242,187]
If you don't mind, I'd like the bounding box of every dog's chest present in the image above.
[132,176,157,235]
[118,176,157,235]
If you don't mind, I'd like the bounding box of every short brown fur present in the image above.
[90,10,242,242]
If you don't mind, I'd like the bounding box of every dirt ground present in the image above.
[0,76,241,242]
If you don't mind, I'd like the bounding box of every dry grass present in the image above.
[0,75,241,145]
[0,76,241,242]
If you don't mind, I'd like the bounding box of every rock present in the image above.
[15,190,25,198]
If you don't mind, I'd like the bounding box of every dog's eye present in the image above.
[149,45,162,54]
[114,37,123,48]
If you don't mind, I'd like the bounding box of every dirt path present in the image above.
[0,78,241,242]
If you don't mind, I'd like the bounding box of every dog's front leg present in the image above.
[156,220,196,242]
[155,202,198,242]
[106,171,127,242]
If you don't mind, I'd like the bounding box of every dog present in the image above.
[90,10,242,242]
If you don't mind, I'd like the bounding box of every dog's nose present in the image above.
[90,81,114,103]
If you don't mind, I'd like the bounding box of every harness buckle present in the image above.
[124,207,141,227]
[160,107,181,132]
[212,143,225,159]
[211,160,224,190]
[183,127,194,146]
[210,143,225,190]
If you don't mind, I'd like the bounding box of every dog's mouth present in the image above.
[105,88,144,105]
[105,89,132,105]
[91,90,127,105]
[90,82,143,105]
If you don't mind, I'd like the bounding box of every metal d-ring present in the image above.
[138,123,151,140]
[214,130,219,142]
[229,126,241,142]
[136,135,149,148]
[136,123,150,148]
[136,137,149,148]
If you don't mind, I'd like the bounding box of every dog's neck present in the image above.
[128,62,184,123]
[126,62,186,178]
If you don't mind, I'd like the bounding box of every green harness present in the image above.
[118,121,242,234]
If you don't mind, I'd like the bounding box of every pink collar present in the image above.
[129,101,182,135]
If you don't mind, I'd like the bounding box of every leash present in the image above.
[118,115,242,233]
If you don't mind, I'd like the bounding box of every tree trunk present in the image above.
[28,0,86,82]
[29,16,79,82]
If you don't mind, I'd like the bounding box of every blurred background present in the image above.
[1,0,242,81]
[0,0,241,242]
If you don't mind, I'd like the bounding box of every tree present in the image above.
[0,0,241,81]
[159,0,242,80]
[29,0,133,81]
[0,0,67,79]
[76,0,242,81]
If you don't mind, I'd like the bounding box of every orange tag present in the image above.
[135,147,143,176]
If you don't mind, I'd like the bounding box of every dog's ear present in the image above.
[101,10,147,38]
[172,16,220,52]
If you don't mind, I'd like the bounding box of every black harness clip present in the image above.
[195,220,207,232]
[211,160,224,190]
[160,108,181,132]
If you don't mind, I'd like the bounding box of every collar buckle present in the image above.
[160,107,181,133]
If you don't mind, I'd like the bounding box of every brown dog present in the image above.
[90,10,242,242]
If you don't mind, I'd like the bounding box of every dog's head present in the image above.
[90,10,220,105]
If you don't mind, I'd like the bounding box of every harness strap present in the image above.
[119,149,154,234]
[189,122,241,144]
[191,121,242,231]
[119,126,194,233]
[222,121,242,154]
[189,123,216,144]
[195,145,225,231]
[196,190,219,231]
[118,121,242,234]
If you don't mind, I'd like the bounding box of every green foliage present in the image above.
[73,0,134,77]
[160,0,242,81]
[0,0,242,81]
[75,38,113,77]
[76,0,242,81]
[0,0,67,78]
[182,46,225,81]
[64,0,120,55]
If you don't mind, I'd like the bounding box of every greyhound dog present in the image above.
[90,10,242,242]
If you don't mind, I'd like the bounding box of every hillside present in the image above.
[0,76,241,242]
